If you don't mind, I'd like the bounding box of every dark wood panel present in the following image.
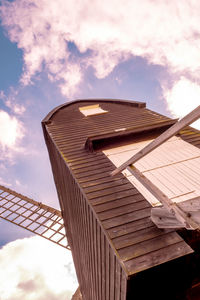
[87,183,134,200]
[98,201,150,221]
[89,187,140,205]
[113,227,172,250]
[107,217,154,239]
[105,243,110,300]
[80,174,123,189]
[109,247,115,300]
[97,223,102,300]
[94,194,145,213]
[118,232,183,261]
[115,259,121,300]
[125,241,193,275]
[83,178,128,194]
[102,207,151,229]
[75,165,114,179]
[120,271,127,300]
[101,230,106,300]
[73,161,112,175]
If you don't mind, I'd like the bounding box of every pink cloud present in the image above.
[1,0,200,113]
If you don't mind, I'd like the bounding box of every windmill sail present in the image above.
[109,105,200,230]
[0,185,70,250]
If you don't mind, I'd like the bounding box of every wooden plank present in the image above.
[75,165,113,179]
[151,197,200,228]
[101,230,106,300]
[118,231,184,261]
[93,217,99,300]
[73,161,112,175]
[78,170,118,184]
[125,241,193,275]
[94,194,144,213]
[98,201,150,221]
[90,187,140,206]
[80,174,123,188]
[102,207,151,229]
[83,178,129,194]
[112,105,200,175]
[115,261,121,300]
[151,207,187,229]
[109,248,115,300]
[120,270,127,300]
[107,217,154,239]
[87,183,135,200]
[112,226,172,250]
[105,243,110,300]
[178,196,200,211]
[97,224,102,300]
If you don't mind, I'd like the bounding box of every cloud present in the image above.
[0,110,24,157]
[1,0,200,113]
[0,236,78,300]
[163,77,200,129]
[0,88,26,115]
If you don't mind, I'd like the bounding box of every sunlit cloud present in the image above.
[1,0,200,103]
[0,236,78,300]
[163,77,200,129]
[0,110,24,155]
[0,89,25,163]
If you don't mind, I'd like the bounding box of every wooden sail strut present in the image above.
[111,105,200,176]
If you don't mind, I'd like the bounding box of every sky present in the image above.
[0,0,200,299]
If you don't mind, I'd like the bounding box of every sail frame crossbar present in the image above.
[0,185,70,250]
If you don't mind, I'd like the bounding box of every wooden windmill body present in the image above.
[1,99,200,299]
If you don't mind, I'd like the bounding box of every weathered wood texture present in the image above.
[43,123,127,300]
[42,99,197,299]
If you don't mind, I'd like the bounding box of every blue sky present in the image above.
[0,0,200,299]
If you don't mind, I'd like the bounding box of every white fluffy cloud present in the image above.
[0,110,24,155]
[1,0,200,114]
[163,77,200,129]
[0,236,78,300]
[0,90,25,162]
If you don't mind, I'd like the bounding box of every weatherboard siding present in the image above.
[43,128,127,300]
[43,99,198,299]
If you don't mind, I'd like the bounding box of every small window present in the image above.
[79,104,108,116]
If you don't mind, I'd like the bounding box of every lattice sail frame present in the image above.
[0,185,70,250]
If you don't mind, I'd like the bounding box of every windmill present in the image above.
[1,99,200,300]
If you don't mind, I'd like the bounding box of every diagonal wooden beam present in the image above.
[111,105,200,176]
[127,165,200,230]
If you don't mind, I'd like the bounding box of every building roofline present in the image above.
[42,98,146,124]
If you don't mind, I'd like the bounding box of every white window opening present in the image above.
[103,136,200,207]
[79,104,108,117]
